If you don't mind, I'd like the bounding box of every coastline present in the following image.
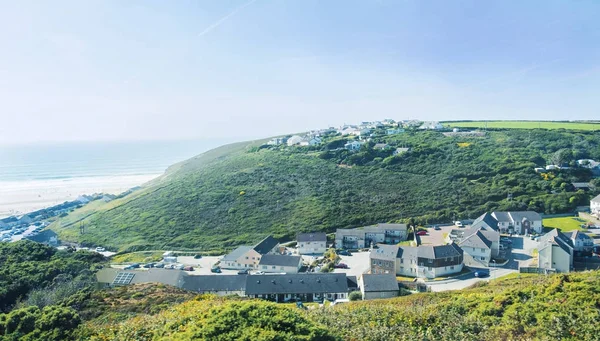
[0,174,160,218]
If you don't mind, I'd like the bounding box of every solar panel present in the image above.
[113,272,135,285]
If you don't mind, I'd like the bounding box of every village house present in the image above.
[287,135,304,146]
[373,143,389,150]
[393,147,409,156]
[370,243,464,279]
[344,141,362,151]
[538,229,573,273]
[220,236,280,270]
[358,274,399,300]
[419,121,443,130]
[245,273,349,303]
[297,232,327,255]
[336,223,408,249]
[267,137,285,146]
[490,211,543,234]
[182,275,248,296]
[258,254,302,274]
[564,230,594,254]
[591,194,600,217]
[457,227,499,266]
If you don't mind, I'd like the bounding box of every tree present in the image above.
[348,291,362,301]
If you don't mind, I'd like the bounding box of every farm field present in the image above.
[543,217,589,232]
[444,121,600,131]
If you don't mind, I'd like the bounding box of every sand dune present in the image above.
[0,174,159,218]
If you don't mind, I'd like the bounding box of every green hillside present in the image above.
[51,128,600,252]
[444,120,600,130]
[79,271,600,341]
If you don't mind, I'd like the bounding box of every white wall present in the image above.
[298,241,326,254]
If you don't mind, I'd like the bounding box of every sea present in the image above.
[0,139,232,182]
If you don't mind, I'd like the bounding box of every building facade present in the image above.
[538,229,573,273]
[297,232,327,254]
[336,223,408,249]
[258,254,302,273]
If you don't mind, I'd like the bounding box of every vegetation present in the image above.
[50,129,600,252]
[543,217,590,232]
[77,271,600,340]
[445,120,600,131]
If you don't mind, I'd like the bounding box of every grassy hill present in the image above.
[50,128,600,252]
[78,271,600,340]
[444,120,600,130]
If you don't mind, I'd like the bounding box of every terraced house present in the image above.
[220,235,280,270]
[336,223,408,249]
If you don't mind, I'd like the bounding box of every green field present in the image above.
[445,121,600,131]
[543,217,589,232]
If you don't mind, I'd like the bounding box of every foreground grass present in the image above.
[543,217,589,232]
[444,120,600,131]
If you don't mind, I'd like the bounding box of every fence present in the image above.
[519,267,556,274]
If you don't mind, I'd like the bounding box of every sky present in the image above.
[0,0,598,145]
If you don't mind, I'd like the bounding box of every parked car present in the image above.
[338,250,351,256]
[154,263,165,268]
[124,265,135,270]
[433,225,441,231]
[500,237,512,244]
[174,264,185,270]
[95,247,106,253]
[253,271,265,275]
[416,230,428,236]
[334,263,349,269]
[183,266,194,271]
[474,271,489,278]
[211,267,222,273]
[143,263,155,268]
[238,269,249,275]
[194,254,203,259]
[455,221,464,227]
[130,263,140,269]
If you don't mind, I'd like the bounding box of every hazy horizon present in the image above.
[1,1,598,145]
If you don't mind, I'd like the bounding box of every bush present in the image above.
[348,291,362,301]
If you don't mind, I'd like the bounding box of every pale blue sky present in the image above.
[0,0,598,144]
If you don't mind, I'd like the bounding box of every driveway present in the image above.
[332,251,371,277]
[176,256,238,275]
[419,224,456,245]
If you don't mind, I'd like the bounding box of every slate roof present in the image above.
[459,231,492,249]
[347,276,358,290]
[182,275,247,292]
[509,211,542,222]
[297,232,327,243]
[396,246,417,260]
[418,243,463,260]
[564,230,593,241]
[253,235,279,255]
[221,246,254,262]
[370,244,400,261]
[491,211,511,223]
[96,268,187,288]
[258,254,302,267]
[245,273,348,295]
[539,229,573,255]
[472,212,499,230]
[361,274,399,292]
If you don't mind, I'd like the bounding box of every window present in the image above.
[262,265,267,269]
[272,266,276,269]
[480,257,485,261]
[450,266,454,270]
[245,257,249,259]
[280,267,284,270]
[428,267,432,271]
[481,248,485,252]
[400,258,403,264]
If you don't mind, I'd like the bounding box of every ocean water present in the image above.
[0,139,232,182]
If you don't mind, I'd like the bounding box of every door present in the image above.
[277,294,284,302]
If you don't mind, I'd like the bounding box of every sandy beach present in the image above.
[0,174,160,218]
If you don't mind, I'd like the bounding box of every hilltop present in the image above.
[50,125,600,252]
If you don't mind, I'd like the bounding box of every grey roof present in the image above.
[258,254,302,267]
[370,244,400,261]
[374,143,389,149]
[297,232,327,243]
[539,229,573,255]
[564,230,593,241]
[472,212,499,230]
[572,182,591,189]
[253,235,279,255]
[361,274,399,292]
[96,268,187,288]
[221,246,254,262]
[182,275,247,292]
[593,194,600,203]
[347,276,358,290]
[509,211,542,222]
[337,224,408,238]
[245,273,348,295]
[396,246,418,260]
[0,216,17,223]
[459,231,492,249]
[491,211,511,223]
[418,243,463,259]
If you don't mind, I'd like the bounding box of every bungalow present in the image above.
[96,268,187,288]
[220,235,280,270]
[267,137,284,146]
[336,223,408,249]
[182,275,247,296]
[393,147,409,156]
[419,121,443,130]
[297,232,327,255]
[258,254,302,274]
[386,128,405,135]
[245,273,349,303]
[538,229,573,273]
[591,194,600,217]
[373,143,389,150]
[344,141,362,151]
[358,274,399,300]
[564,230,594,253]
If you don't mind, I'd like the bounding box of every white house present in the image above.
[344,141,362,151]
[491,211,542,234]
[297,232,327,254]
[373,143,389,150]
[538,229,573,273]
[258,254,302,273]
[336,223,408,249]
[565,230,594,253]
[419,121,443,130]
[591,194,600,217]
[220,236,280,270]
[287,135,303,146]
[393,148,409,156]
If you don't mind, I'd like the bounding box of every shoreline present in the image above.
[0,174,160,218]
